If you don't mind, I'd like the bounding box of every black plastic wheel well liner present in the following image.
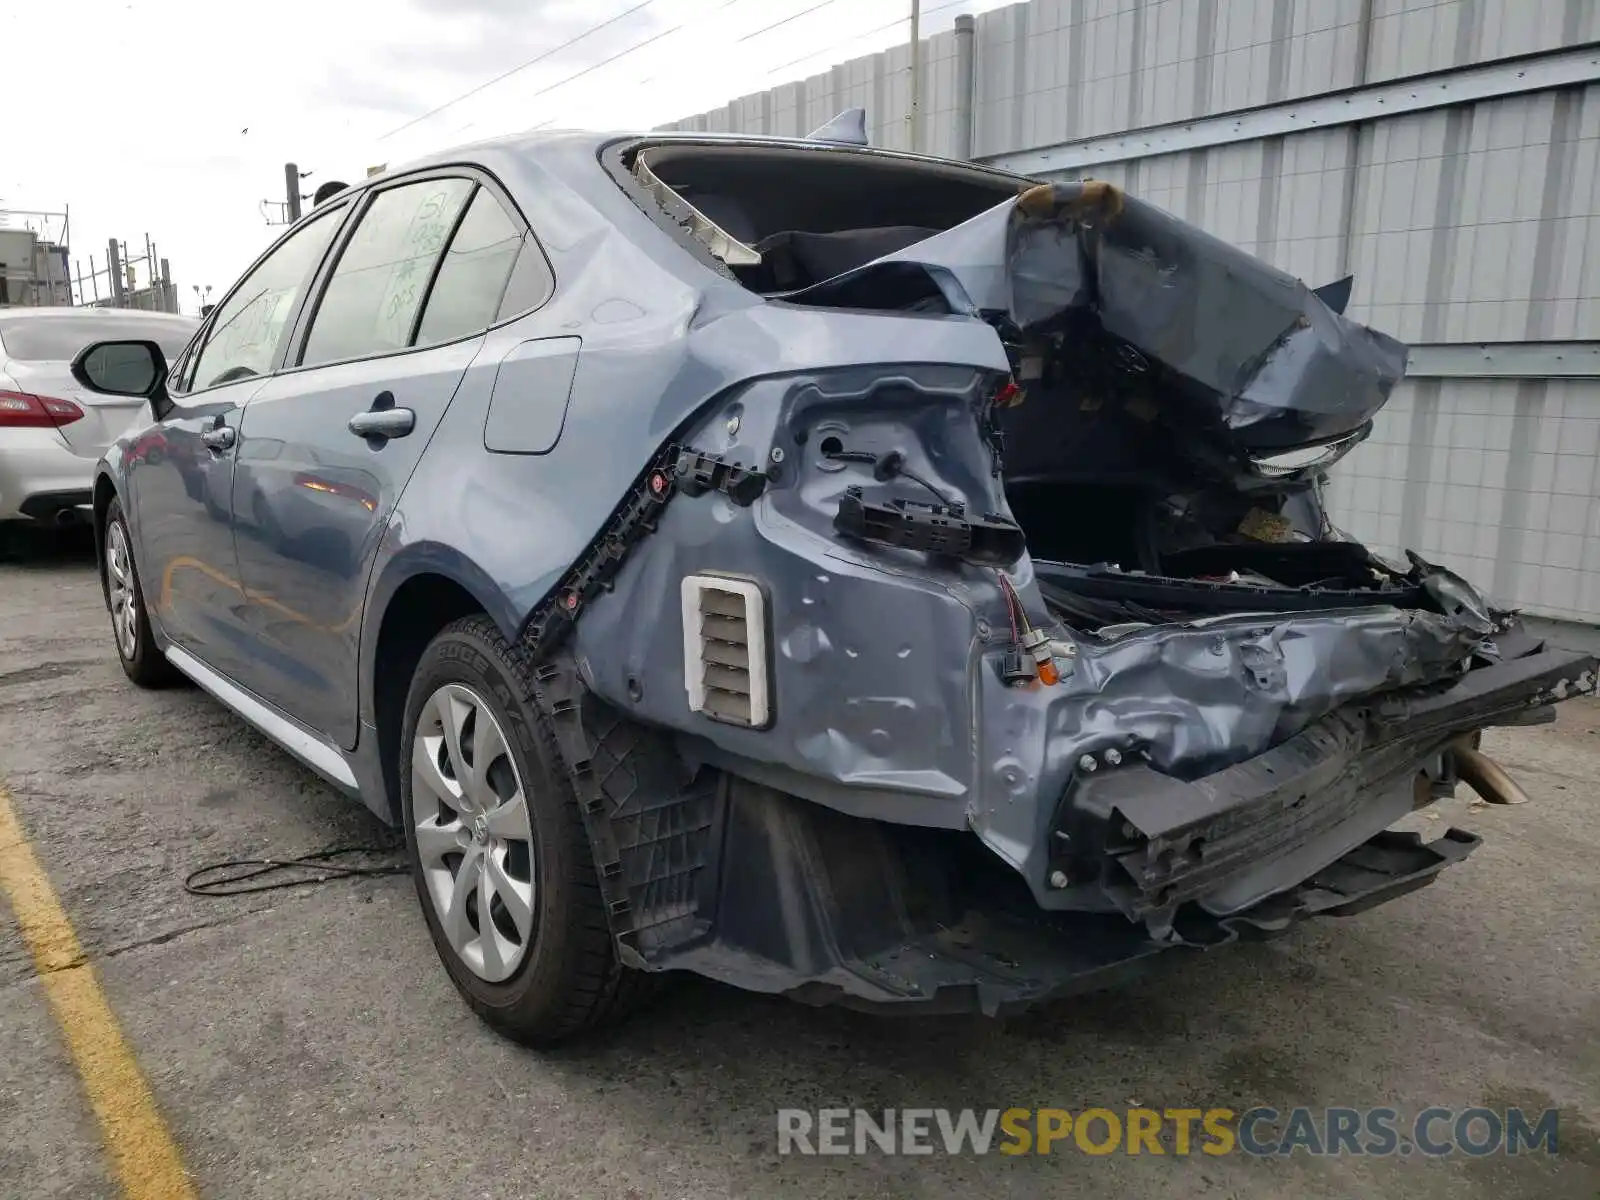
[372,574,486,820]
[91,474,118,607]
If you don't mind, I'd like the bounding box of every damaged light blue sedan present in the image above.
[74,125,1598,1045]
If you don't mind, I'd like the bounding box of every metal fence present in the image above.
[74,236,180,314]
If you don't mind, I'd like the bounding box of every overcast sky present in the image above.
[4,0,1003,314]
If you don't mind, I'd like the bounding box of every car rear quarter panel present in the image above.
[357,141,1009,734]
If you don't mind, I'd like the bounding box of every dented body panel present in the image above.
[407,133,1592,1007]
[104,129,1598,1016]
[789,180,1410,455]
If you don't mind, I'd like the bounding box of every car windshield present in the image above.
[0,314,196,363]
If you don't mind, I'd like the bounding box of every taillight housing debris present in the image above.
[0,390,85,428]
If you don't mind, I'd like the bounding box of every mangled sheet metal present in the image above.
[546,145,1600,1012]
[788,180,1409,451]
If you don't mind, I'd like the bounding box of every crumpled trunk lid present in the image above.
[790,181,1408,455]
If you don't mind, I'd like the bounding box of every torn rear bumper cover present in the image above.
[680,812,1483,1018]
[582,642,1595,1015]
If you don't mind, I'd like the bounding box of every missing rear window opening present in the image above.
[630,152,761,268]
[622,141,1023,291]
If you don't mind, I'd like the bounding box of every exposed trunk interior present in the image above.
[1011,473,1426,635]
[622,140,1431,637]
[989,324,1422,635]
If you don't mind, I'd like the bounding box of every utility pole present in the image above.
[907,0,922,153]
[284,162,303,223]
[954,13,976,160]
[107,238,125,305]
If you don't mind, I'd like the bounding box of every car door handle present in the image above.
[201,425,236,451]
[347,408,415,440]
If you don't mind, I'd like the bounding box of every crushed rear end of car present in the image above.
[553,146,1598,1013]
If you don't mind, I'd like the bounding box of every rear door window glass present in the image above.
[415,188,531,346]
[301,178,472,367]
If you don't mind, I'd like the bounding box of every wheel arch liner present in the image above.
[522,668,1491,1016]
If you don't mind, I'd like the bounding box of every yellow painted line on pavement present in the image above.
[0,785,197,1200]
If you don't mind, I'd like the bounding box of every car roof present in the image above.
[371,127,1029,189]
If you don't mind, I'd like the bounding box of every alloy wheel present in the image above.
[106,521,139,661]
[411,683,537,983]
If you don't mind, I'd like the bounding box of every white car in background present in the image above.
[0,308,198,545]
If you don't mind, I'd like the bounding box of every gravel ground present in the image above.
[0,533,1596,1199]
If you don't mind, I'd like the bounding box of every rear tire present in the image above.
[104,499,179,688]
[399,615,651,1046]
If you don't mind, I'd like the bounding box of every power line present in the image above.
[632,0,810,86]
[635,0,976,117]
[380,0,976,155]
[519,18,691,104]
[467,0,754,131]
[767,0,972,78]
[379,0,658,142]
[735,0,840,44]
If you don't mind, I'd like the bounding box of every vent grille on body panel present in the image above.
[681,576,769,729]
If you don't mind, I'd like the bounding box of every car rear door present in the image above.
[126,203,348,682]
[231,170,544,747]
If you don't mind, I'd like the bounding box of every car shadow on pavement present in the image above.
[513,920,1599,1200]
[552,943,1312,1106]
[7,543,1590,1199]
[0,524,97,569]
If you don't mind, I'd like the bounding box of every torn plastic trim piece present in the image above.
[588,768,1485,1016]
[673,448,769,506]
[629,151,762,268]
[1060,645,1596,922]
[833,486,1025,567]
[1205,828,1480,936]
[519,443,681,659]
[513,648,718,965]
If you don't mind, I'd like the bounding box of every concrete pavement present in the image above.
[0,534,1596,1199]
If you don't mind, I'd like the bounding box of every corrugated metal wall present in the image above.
[663,0,1600,623]
[970,0,1369,154]
[1324,378,1600,621]
[1056,85,1599,342]
[664,28,970,157]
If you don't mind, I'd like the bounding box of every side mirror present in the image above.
[70,340,169,399]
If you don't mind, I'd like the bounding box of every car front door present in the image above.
[129,203,347,681]
[231,171,545,747]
